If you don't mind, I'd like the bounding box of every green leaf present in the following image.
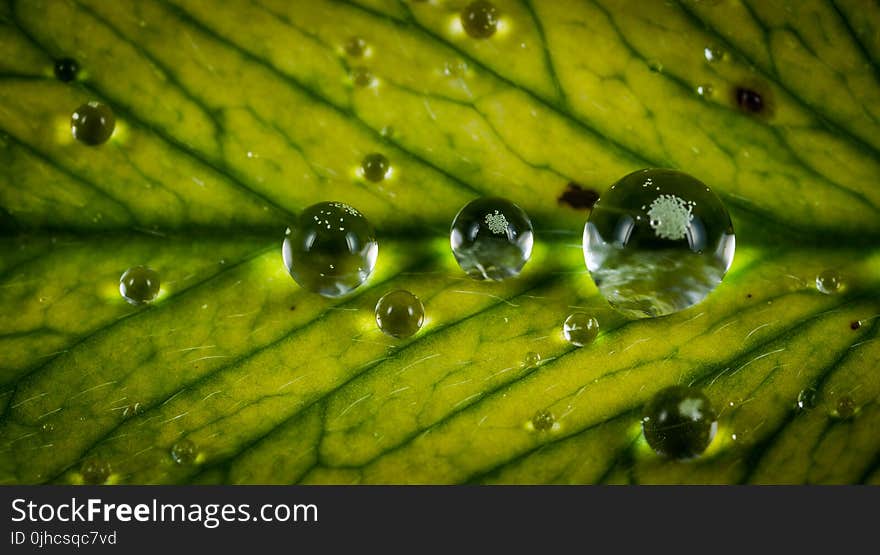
[1,0,878,484]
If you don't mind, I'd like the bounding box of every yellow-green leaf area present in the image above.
[0,0,878,484]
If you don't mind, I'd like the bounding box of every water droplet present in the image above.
[282,202,378,297]
[850,320,862,330]
[461,1,498,39]
[523,351,541,367]
[641,385,717,459]
[351,67,374,87]
[40,422,55,433]
[171,439,198,465]
[816,269,842,294]
[443,60,469,77]
[703,46,724,63]
[833,395,856,419]
[647,60,664,73]
[80,457,111,484]
[732,83,775,116]
[797,387,817,410]
[361,152,390,182]
[696,84,713,98]
[375,290,425,338]
[71,101,115,146]
[584,169,735,318]
[53,57,79,82]
[344,36,367,57]
[562,313,599,347]
[119,266,160,305]
[531,409,555,431]
[380,125,395,138]
[450,197,534,280]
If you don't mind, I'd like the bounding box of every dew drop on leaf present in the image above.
[531,409,555,431]
[703,46,725,63]
[833,395,856,419]
[523,351,541,368]
[71,101,115,146]
[797,387,817,410]
[119,266,160,305]
[344,36,367,57]
[361,152,390,182]
[450,197,534,280]
[461,1,498,39]
[282,201,378,297]
[641,385,717,459]
[375,290,425,338]
[562,313,599,347]
[80,457,112,484]
[171,439,198,465]
[53,57,79,82]
[351,67,374,87]
[816,269,842,294]
[584,169,735,318]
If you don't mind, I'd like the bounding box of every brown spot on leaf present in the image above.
[850,320,861,330]
[731,79,774,117]
[558,182,599,210]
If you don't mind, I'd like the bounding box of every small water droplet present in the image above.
[850,320,862,330]
[703,46,724,63]
[71,101,115,146]
[461,1,498,39]
[523,351,541,367]
[375,290,425,338]
[450,197,534,280]
[80,457,112,484]
[119,266,160,305]
[351,67,374,87]
[54,57,79,82]
[647,60,664,73]
[40,422,55,433]
[833,395,856,419]
[696,84,713,97]
[816,269,842,294]
[344,36,367,57]
[797,387,817,410]
[531,409,555,431]
[361,152,390,182]
[642,385,717,459]
[562,313,599,347]
[171,439,198,465]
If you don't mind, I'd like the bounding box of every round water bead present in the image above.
[282,201,378,297]
[119,266,160,305]
[351,67,373,87]
[171,439,198,465]
[71,101,116,146]
[361,153,390,182]
[344,36,367,57]
[562,313,599,347]
[375,289,425,338]
[816,269,842,294]
[834,395,856,419]
[54,57,79,82]
[797,387,817,410]
[450,197,534,280]
[523,351,541,367]
[532,409,555,431]
[642,385,717,459]
[584,168,735,319]
[80,458,112,484]
[461,1,498,39]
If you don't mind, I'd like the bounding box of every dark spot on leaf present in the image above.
[290,305,297,311]
[731,80,774,117]
[558,182,599,210]
[850,320,861,330]
[746,293,753,298]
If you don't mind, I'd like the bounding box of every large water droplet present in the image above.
[531,409,555,431]
[450,197,534,280]
[816,269,842,294]
[562,313,599,347]
[80,457,112,484]
[375,290,425,338]
[171,439,198,465]
[584,169,735,318]
[54,57,79,82]
[282,201,378,297]
[361,152,390,182]
[461,1,498,39]
[119,266,160,305]
[71,101,115,146]
[642,385,717,459]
